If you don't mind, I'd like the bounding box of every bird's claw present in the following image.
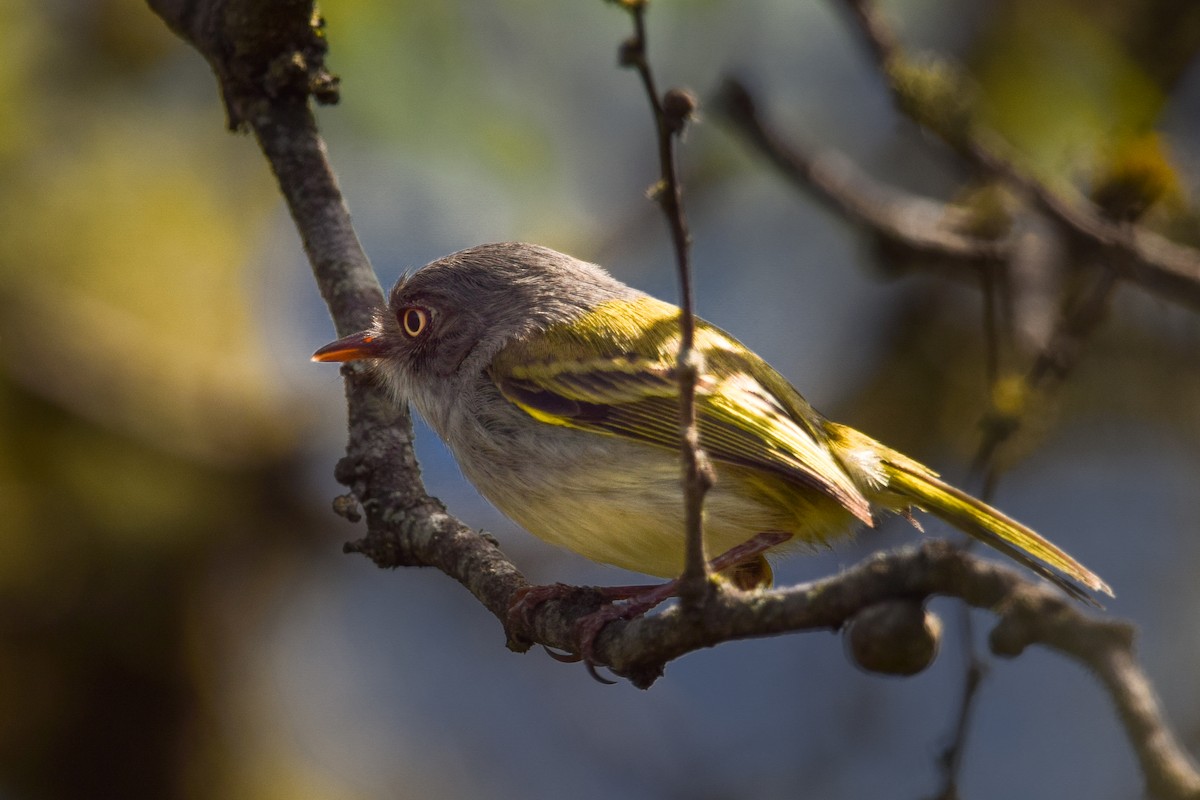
[541,645,582,663]
[506,582,576,635]
[510,531,795,682]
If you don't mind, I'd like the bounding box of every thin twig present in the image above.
[614,0,713,602]
[148,3,1200,796]
[927,642,986,800]
[925,260,1006,800]
[980,261,1005,387]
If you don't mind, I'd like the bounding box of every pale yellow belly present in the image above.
[476,450,859,579]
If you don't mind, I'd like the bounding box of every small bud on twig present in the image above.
[618,36,642,68]
[663,87,698,136]
[332,493,362,522]
[846,600,942,676]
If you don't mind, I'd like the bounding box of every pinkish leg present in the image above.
[706,530,791,573]
[508,531,792,681]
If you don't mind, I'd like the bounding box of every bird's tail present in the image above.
[883,458,1112,604]
[827,423,1112,603]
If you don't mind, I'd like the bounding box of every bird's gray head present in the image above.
[312,242,640,398]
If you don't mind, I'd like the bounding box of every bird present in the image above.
[312,242,1111,614]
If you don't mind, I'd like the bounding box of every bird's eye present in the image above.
[400,306,429,338]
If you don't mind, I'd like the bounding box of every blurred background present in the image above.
[2,0,1199,797]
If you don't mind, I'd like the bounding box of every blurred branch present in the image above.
[973,141,1200,310]
[718,3,1200,796]
[972,260,1122,488]
[837,0,1200,312]
[146,2,1200,798]
[716,75,1200,312]
[835,0,1176,485]
[714,78,1009,266]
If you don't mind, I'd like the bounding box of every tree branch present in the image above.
[147,3,1200,797]
[714,77,1010,266]
[146,0,526,627]
[837,0,1200,312]
[714,5,1200,796]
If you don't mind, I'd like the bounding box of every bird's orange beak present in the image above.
[311,331,387,362]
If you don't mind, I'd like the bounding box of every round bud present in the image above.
[663,87,699,135]
[618,37,641,68]
[332,493,361,523]
[845,600,942,676]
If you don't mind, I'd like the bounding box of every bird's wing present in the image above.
[490,297,874,525]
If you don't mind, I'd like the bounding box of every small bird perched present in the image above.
[314,242,1111,610]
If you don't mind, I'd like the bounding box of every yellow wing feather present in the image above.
[491,297,875,525]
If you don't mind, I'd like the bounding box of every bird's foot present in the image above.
[507,531,792,682]
[506,582,661,672]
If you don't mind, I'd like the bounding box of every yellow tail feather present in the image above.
[884,461,1113,603]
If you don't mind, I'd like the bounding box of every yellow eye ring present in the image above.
[400,307,429,337]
